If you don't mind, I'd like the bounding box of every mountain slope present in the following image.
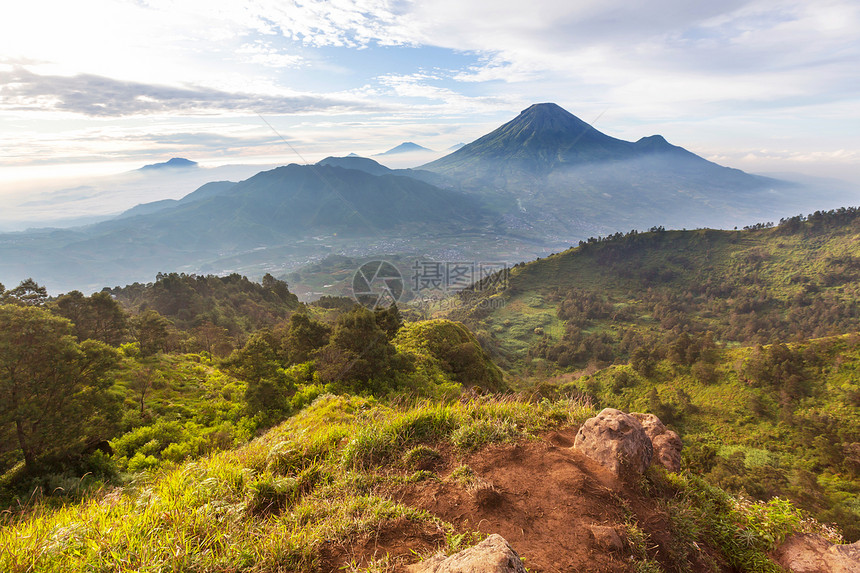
[450,208,860,361]
[0,164,490,292]
[444,208,860,539]
[424,103,645,175]
[316,156,451,187]
[0,392,826,572]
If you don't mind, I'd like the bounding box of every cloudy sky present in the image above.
[1,0,859,206]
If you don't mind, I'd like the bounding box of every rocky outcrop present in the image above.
[632,413,682,473]
[573,408,653,476]
[774,534,860,573]
[407,533,527,573]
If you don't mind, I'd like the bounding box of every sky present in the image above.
[1,0,859,222]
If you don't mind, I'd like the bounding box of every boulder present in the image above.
[573,408,653,476]
[407,533,527,573]
[774,534,860,573]
[589,525,625,552]
[632,413,682,472]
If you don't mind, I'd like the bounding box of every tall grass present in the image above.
[0,393,595,572]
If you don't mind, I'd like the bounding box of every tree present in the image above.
[224,330,293,416]
[0,304,121,471]
[52,291,128,346]
[631,346,656,377]
[6,278,48,306]
[132,310,172,356]
[315,306,404,389]
[192,321,232,356]
[262,273,296,304]
[284,313,330,363]
[128,366,165,418]
[374,304,403,339]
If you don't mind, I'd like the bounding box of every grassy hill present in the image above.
[0,393,837,573]
[445,208,860,539]
[450,208,860,365]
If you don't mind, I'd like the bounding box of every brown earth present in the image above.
[319,427,732,573]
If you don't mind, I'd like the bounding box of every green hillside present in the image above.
[451,208,860,365]
[1,393,836,573]
[3,209,860,571]
[446,208,860,538]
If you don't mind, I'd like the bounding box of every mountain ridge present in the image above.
[139,157,198,171]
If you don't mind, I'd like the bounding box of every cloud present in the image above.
[1,0,858,190]
[0,68,381,117]
[236,42,306,68]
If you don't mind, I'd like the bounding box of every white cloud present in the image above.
[0,0,858,188]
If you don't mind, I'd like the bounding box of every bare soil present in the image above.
[320,427,731,572]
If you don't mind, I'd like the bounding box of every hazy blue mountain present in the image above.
[316,156,450,187]
[420,103,814,235]
[448,143,466,151]
[0,163,490,292]
[318,156,393,176]
[139,157,198,170]
[116,181,237,220]
[116,199,180,219]
[424,103,744,177]
[176,181,237,204]
[375,142,433,156]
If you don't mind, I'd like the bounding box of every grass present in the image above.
[1,388,837,573]
[0,393,596,572]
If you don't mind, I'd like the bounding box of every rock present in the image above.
[773,534,860,573]
[589,525,624,552]
[407,533,527,573]
[632,413,682,472]
[573,408,653,476]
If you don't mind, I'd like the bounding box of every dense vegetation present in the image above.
[0,273,503,502]
[448,208,860,539]
[0,394,831,572]
[2,208,859,571]
[105,272,300,341]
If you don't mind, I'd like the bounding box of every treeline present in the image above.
[1,268,505,503]
[0,272,300,358]
[105,272,300,336]
[0,272,301,487]
[571,206,860,251]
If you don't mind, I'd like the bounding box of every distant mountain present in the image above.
[0,164,489,292]
[318,156,393,176]
[448,143,466,151]
[176,181,237,204]
[375,142,433,156]
[425,103,721,176]
[315,156,450,187]
[139,157,198,170]
[420,103,812,235]
[116,181,237,220]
